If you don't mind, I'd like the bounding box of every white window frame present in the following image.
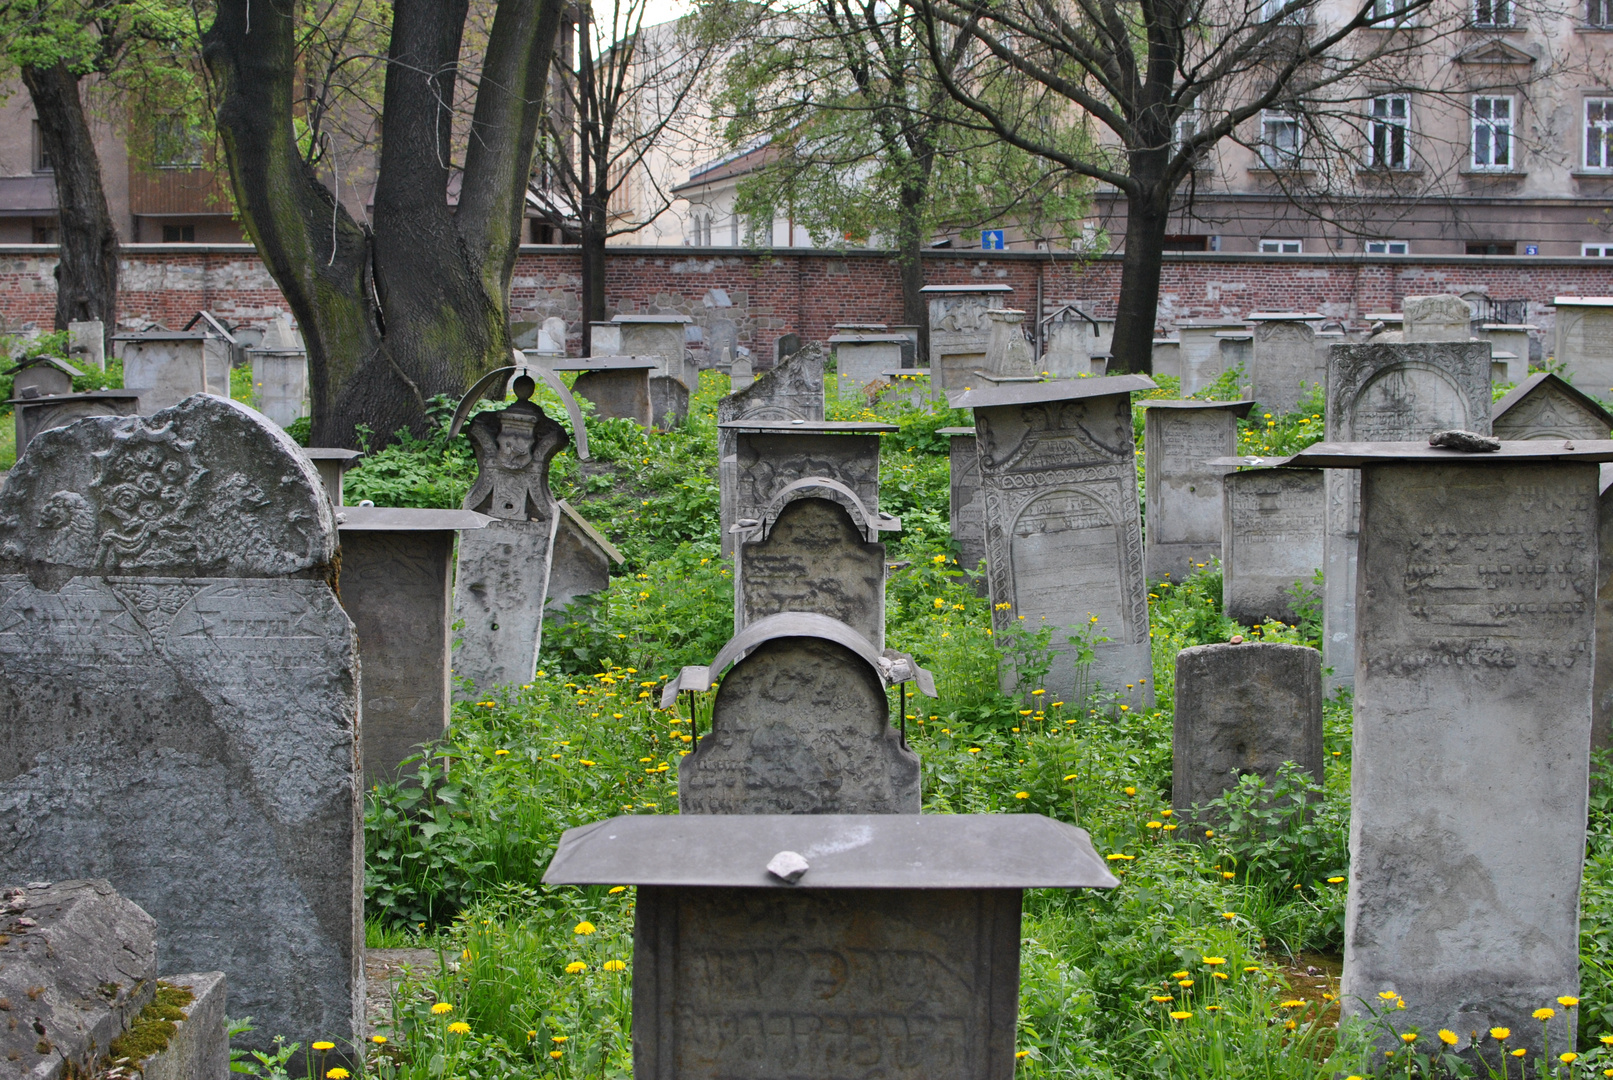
[1588,99,1613,171]
[1366,240,1410,254]
[1473,0,1514,25]
[1260,239,1304,253]
[1370,0,1417,26]
[1591,0,1613,26]
[1369,95,1411,169]
[1173,110,1201,156]
[1259,110,1303,169]
[1585,243,1613,256]
[1471,96,1514,170]
[1261,0,1304,21]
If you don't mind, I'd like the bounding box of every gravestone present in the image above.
[1152,338,1181,379]
[1178,319,1247,394]
[1323,341,1492,691]
[1295,438,1613,1056]
[878,368,932,408]
[67,319,104,372]
[0,394,363,1055]
[614,314,691,387]
[773,332,802,365]
[10,355,78,398]
[1172,642,1323,812]
[337,506,492,785]
[729,349,754,392]
[734,491,890,649]
[452,374,569,691]
[1217,462,1325,625]
[941,426,987,587]
[1598,469,1613,757]
[709,319,739,371]
[1248,314,1325,413]
[553,356,656,428]
[114,332,231,414]
[589,321,622,354]
[546,499,624,619]
[1482,323,1535,383]
[829,333,906,389]
[923,283,1013,391]
[953,375,1157,705]
[1217,332,1252,386]
[717,345,828,557]
[891,324,921,368]
[1492,373,1613,440]
[535,316,568,356]
[300,448,363,505]
[1553,298,1613,397]
[1042,306,1095,378]
[1402,294,1474,342]
[983,309,1038,378]
[9,390,140,455]
[249,347,308,427]
[1142,400,1253,582]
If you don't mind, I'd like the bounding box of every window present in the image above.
[162,224,195,243]
[1369,95,1410,168]
[30,121,49,173]
[1366,239,1410,253]
[1466,241,1516,254]
[1259,110,1302,168]
[1592,0,1612,25]
[1473,0,1513,25]
[1261,0,1303,21]
[1585,243,1613,256]
[152,116,201,170]
[1260,239,1304,253]
[1173,111,1200,155]
[1471,96,1513,169]
[1370,0,1416,26]
[1589,100,1613,169]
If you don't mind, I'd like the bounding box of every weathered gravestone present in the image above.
[773,332,802,365]
[1142,400,1253,582]
[1322,342,1492,691]
[9,355,78,399]
[535,316,568,356]
[1172,642,1322,814]
[1043,306,1097,378]
[1178,319,1248,395]
[1214,459,1324,625]
[1492,373,1613,440]
[983,310,1038,378]
[1296,438,1613,1057]
[1599,468,1613,759]
[718,344,826,557]
[337,506,492,784]
[923,283,1013,392]
[1482,323,1535,384]
[114,332,231,414]
[67,319,104,372]
[8,389,140,456]
[1248,313,1325,413]
[952,375,1157,705]
[940,426,987,589]
[734,487,893,649]
[248,346,309,428]
[0,395,363,1054]
[728,348,754,393]
[300,448,364,506]
[553,356,656,428]
[829,333,906,390]
[452,374,569,691]
[1554,298,1613,398]
[546,499,624,620]
[1151,338,1181,379]
[1402,293,1474,342]
[599,315,691,428]
[724,420,893,561]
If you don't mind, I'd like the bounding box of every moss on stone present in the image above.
[106,982,194,1069]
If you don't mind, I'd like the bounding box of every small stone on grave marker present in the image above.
[1429,428,1500,451]
[766,850,810,883]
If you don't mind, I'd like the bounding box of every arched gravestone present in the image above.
[717,344,826,557]
[0,394,361,1055]
[1491,373,1613,440]
[1322,342,1491,692]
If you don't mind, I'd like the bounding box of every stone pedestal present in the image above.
[1216,461,1324,625]
[922,284,1013,392]
[552,357,656,427]
[1294,439,1613,1057]
[718,345,827,557]
[248,347,309,427]
[301,448,364,506]
[952,375,1157,704]
[1142,400,1252,582]
[337,506,492,784]
[830,334,906,389]
[1247,313,1324,413]
[8,390,139,453]
[1492,373,1613,440]
[114,332,231,414]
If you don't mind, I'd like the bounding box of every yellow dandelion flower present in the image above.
[1328,876,1345,883]
[1222,871,1236,879]
[574,921,597,935]
[551,1050,563,1059]
[1535,1008,1556,1021]
[1124,786,1137,795]
[608,886,626,894]
[603,960,627,972]
[371,1036,387,1045]
[327,1071,350,1080]
[1152,995,1173,1002]
[431,1003,453,1015]
[1203,957,1226,965]
[565,961,588,974]
[1221,912,1236,920]
[1513,1049,1529,1058]
[1015,792,1030,799]
[1170,1011,1193,1020]
[312,1042,336,1051]
[1561,997,1581,1008]
[1439,1030,1458,1046]
[1281,1000,1305,1009]
[448,1022,471,1035]
[1179,979,1194,987]
[1401,1033,1418,1044]
[1378,991,1399,1001]
[1562,1053,1579,1064]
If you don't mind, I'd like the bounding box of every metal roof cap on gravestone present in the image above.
[946,373,1156,409]
[1491,373,1613,440]
[1289,439,1613,467]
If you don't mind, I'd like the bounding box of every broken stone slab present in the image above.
[118,971,228,1080]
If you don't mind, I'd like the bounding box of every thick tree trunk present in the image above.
[895,184,928,365]
[1108,184,1171,376]
[22,62,118,348]
[578,196,607,354]
[203,0,564,447]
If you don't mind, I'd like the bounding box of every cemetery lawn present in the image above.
[246,370,1613,1079]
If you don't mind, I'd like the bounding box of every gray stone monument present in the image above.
[599,315,692,429]
[1323,341,1492,691]
[878,367,933,408]
[1554,298,1613,398]
[1043,306,1096,378]
[717,345,828,557]
[546,499,624,619]
[1482,323,1536,384]
[923,283,1013,391]
[67,319,104,372]
[734,487,892,649]
[729,349,754,392]
[452,374,569,691]
[952,375,1157,704]
[940,426,987,587]
[829,333,906,390]
[983,309,1038,378]
[1597,468,1613,757]
[1172,642,1322,813]
[1492,373,1613,440]
[1216,460,1324,625]
[337,505,491,785]
[1178,319,1248,395]
[535,316,568,356]
[1152,338,1181,379]
[9,354,78,398]
[773,332,802,365]
[1295,438,1613,1056]
[0,395,362,1055]
[1248,313,1325,413]
[114,331,231,414]
[300,447,363,506]
[553,356,656,428]
[1402,293,1474,342]
[248,346,308,428]
[1142,400,1253,582]
[8,389,140,454]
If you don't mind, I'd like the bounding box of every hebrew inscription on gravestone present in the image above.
[1221,466,1324,625]
[736,495,888,649]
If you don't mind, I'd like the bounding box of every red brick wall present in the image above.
[6,243,1613,361]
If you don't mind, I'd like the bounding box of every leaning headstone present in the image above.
[1402,294,1474,342]
[1177,319,1247,394]
[1142,400,1252,582]
[546,499,624,619]
[1322,341,1492,691]
[983,309,1038,378]
[953,375,1157,704]
[67,319,104,372]
[452,374,569,691]
[1492,373,1613,440]
[1553,298,1613,398]
[1248,313,1325,413]
[717,344,827,556]
[735,491,890,649]
[1172,642,1323,812]
[940,426,987,587]
[0,395,362,1054]
[923,283,1013,391]
[337,505,492,785]
[1217,461,1324,625]
[1295,437,1613,1056]
[114,332,231,414]
[552,356,656,428]
[248,346,309,428]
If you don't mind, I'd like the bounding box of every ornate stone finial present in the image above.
[462,386,568,522]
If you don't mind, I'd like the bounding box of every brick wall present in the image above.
[6,243,1613,361]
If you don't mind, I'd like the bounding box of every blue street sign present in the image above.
[1524,244,1539,255]
[982,229,1005,250]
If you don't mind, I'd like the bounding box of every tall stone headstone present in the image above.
[1596,468,1613,757]
[1178,319,1248,394]
[1554,298,1613,398]
[1492,373,1613,440]
[725,421,891,551]
[773,332,802,365]
[1217,462,1324,625]
[1142,400,1252,582]
[614,314,691,386]
[1323,342,1492,691]
[923,283,1013,392]
[452,375,569,691]
[114,332,231,414]
[1402,294,1474,342]
[1295,439,1613,1056]
[829,333,906,389]
[954,375,1157,704]
[1151,338,1181,379]
[0,394,362,1054]
[546,499,624,619]
[1172,642,1323,812]
[940,426,987,587]
[717,345,828,557]
[67,319,105,372]
[1043,306,1094,379]
[300,448,363,506]
[337,506,491,785]
[249,347,309,428]
[1248,314,1325,413]
[983,309,1038,378]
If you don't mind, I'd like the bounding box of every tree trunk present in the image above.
[1108,184,1170,376]
[578,194,607,354]
[22,61,118,348]
[203,0,565,447]
[894,183,928,366]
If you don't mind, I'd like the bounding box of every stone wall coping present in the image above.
[1291,439,1613,467]
[1138,399,1257,416]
